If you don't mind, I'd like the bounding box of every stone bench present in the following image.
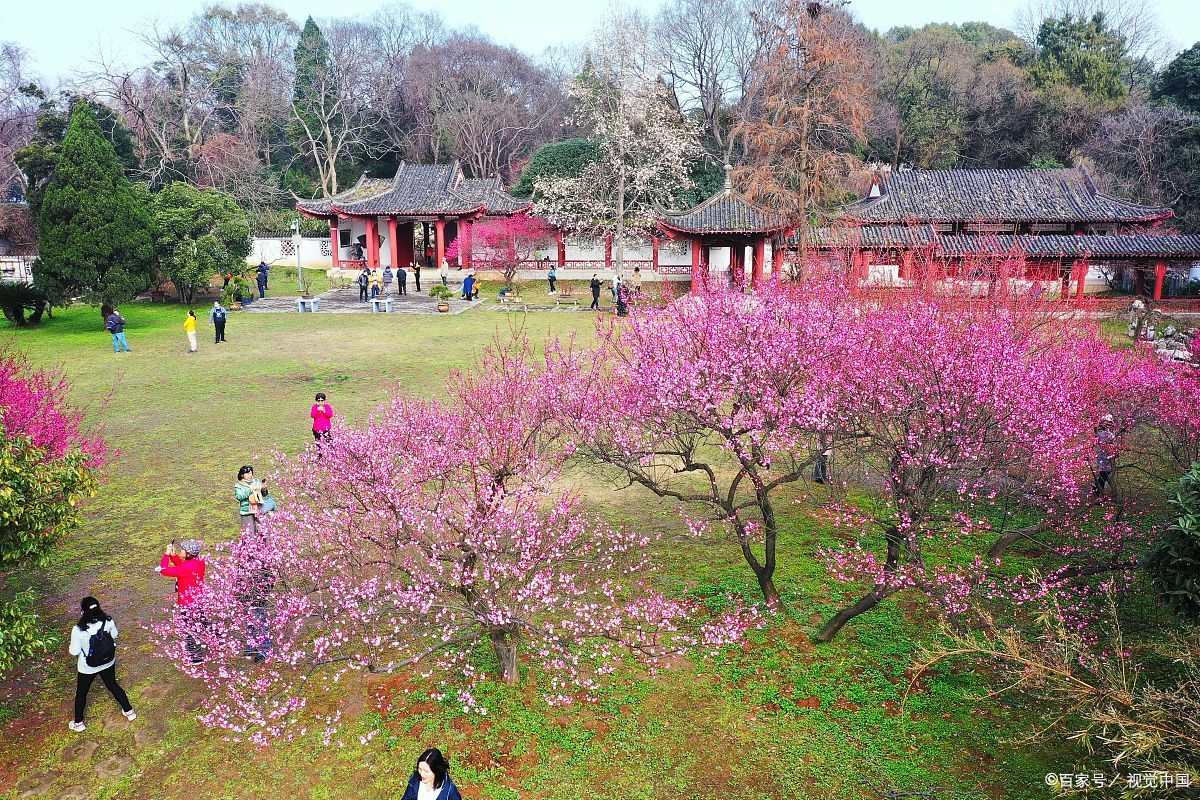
[297,297,320,312]
[371,296,394,313]
[555,290,579,307]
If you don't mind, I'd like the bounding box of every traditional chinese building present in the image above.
[656,165,792,290]
[296,161,529,272]
[806,168,1200,300]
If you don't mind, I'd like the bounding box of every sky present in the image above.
[4,0,1200,83]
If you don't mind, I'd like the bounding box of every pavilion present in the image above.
[296,161,529,273]
[656,165,792,292]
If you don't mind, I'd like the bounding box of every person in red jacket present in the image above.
[311,392,333,446]
[157,539,206,663]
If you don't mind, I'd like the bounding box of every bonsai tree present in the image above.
[428,284,453,301]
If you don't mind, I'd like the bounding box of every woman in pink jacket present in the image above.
[311,393,333,445]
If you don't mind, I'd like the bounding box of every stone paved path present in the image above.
[243,285,482,315]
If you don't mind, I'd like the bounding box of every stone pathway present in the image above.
[243,285,482,315]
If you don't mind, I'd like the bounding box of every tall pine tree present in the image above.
[33,102,156,318]
[288,16,331,196]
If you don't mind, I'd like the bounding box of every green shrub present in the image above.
[1146,463,1200,619]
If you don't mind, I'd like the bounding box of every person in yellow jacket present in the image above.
[183,310,197,353]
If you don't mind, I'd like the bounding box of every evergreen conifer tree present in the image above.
[33,102,156,317]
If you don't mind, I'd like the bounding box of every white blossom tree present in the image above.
[534,14,702,271]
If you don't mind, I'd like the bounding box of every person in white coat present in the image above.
[68,596,136,731]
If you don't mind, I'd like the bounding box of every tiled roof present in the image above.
[938,234,1200,259]
[458,177,532,215]
[297,163,529,218]
[296,175,392,216]
[803,225,941,248]
[658,169,790,235]
[847,168,1173,224]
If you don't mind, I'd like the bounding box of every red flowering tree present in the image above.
[0,352,107,671]
[446,213,556,288]
[155,343,756,742]
[554,283,851,611]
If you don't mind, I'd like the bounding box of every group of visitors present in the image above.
[69,393,336,729]
[579,267,641,310]
[357,263,430,301]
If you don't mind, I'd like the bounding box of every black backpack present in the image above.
[85,622,116,667]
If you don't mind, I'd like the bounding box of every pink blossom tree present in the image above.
[1,352,107,671]
[553,283,851,611]
[445,213,556,288]
[154,343,756,742]
[813,300,1154,640]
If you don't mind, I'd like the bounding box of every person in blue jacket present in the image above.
[461,273,475,301]
[401,748,462,800]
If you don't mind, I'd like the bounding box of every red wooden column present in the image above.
[604,236,613,271]
[434,218,446,271]
[365,217,380,270]
[556,231,566,269]
[751,239,765,289]
[771,240,784,281]
[690,237,701,294]
[460,219,473,269]
[1154,260,1167,300]
[651,236,660,271]
[1074,260,1087,304]
[330,219,340,268]
[387,218,399,269]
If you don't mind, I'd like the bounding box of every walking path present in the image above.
[243,286,482,315]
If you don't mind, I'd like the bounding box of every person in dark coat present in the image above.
[400,748,462,800]
[413,260,422,292]
[589,274,601,310]
[397,266,408,296]
[358,268,370,302]
[255,262,269,299]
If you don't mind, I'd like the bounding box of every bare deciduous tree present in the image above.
[654,0,756,156]
[0,43,37,196]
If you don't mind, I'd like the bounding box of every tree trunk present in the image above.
[815,525,902,642]
[100,303,113,322]
[489,630,520,685]
[736,518,784,613]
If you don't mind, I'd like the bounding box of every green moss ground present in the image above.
[0,302,1080,799]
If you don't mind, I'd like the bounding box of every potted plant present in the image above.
[429,284,452,312]
[222,275,251,310]
[299,275,315,299]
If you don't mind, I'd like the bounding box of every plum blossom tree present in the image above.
[814,300,1154,640]
[444,213,556,289]
[555,283,850,611]
[0,352,107,671]
[533,57,702,271]
[154,343,756,742]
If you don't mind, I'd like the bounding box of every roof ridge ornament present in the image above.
[723,163,733,193]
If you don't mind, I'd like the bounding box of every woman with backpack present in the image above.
[68,596,135,732]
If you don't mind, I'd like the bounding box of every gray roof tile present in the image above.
[297,163,530,218]
[848,168,1173,223]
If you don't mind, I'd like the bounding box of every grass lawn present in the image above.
[0,301,1077,800]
